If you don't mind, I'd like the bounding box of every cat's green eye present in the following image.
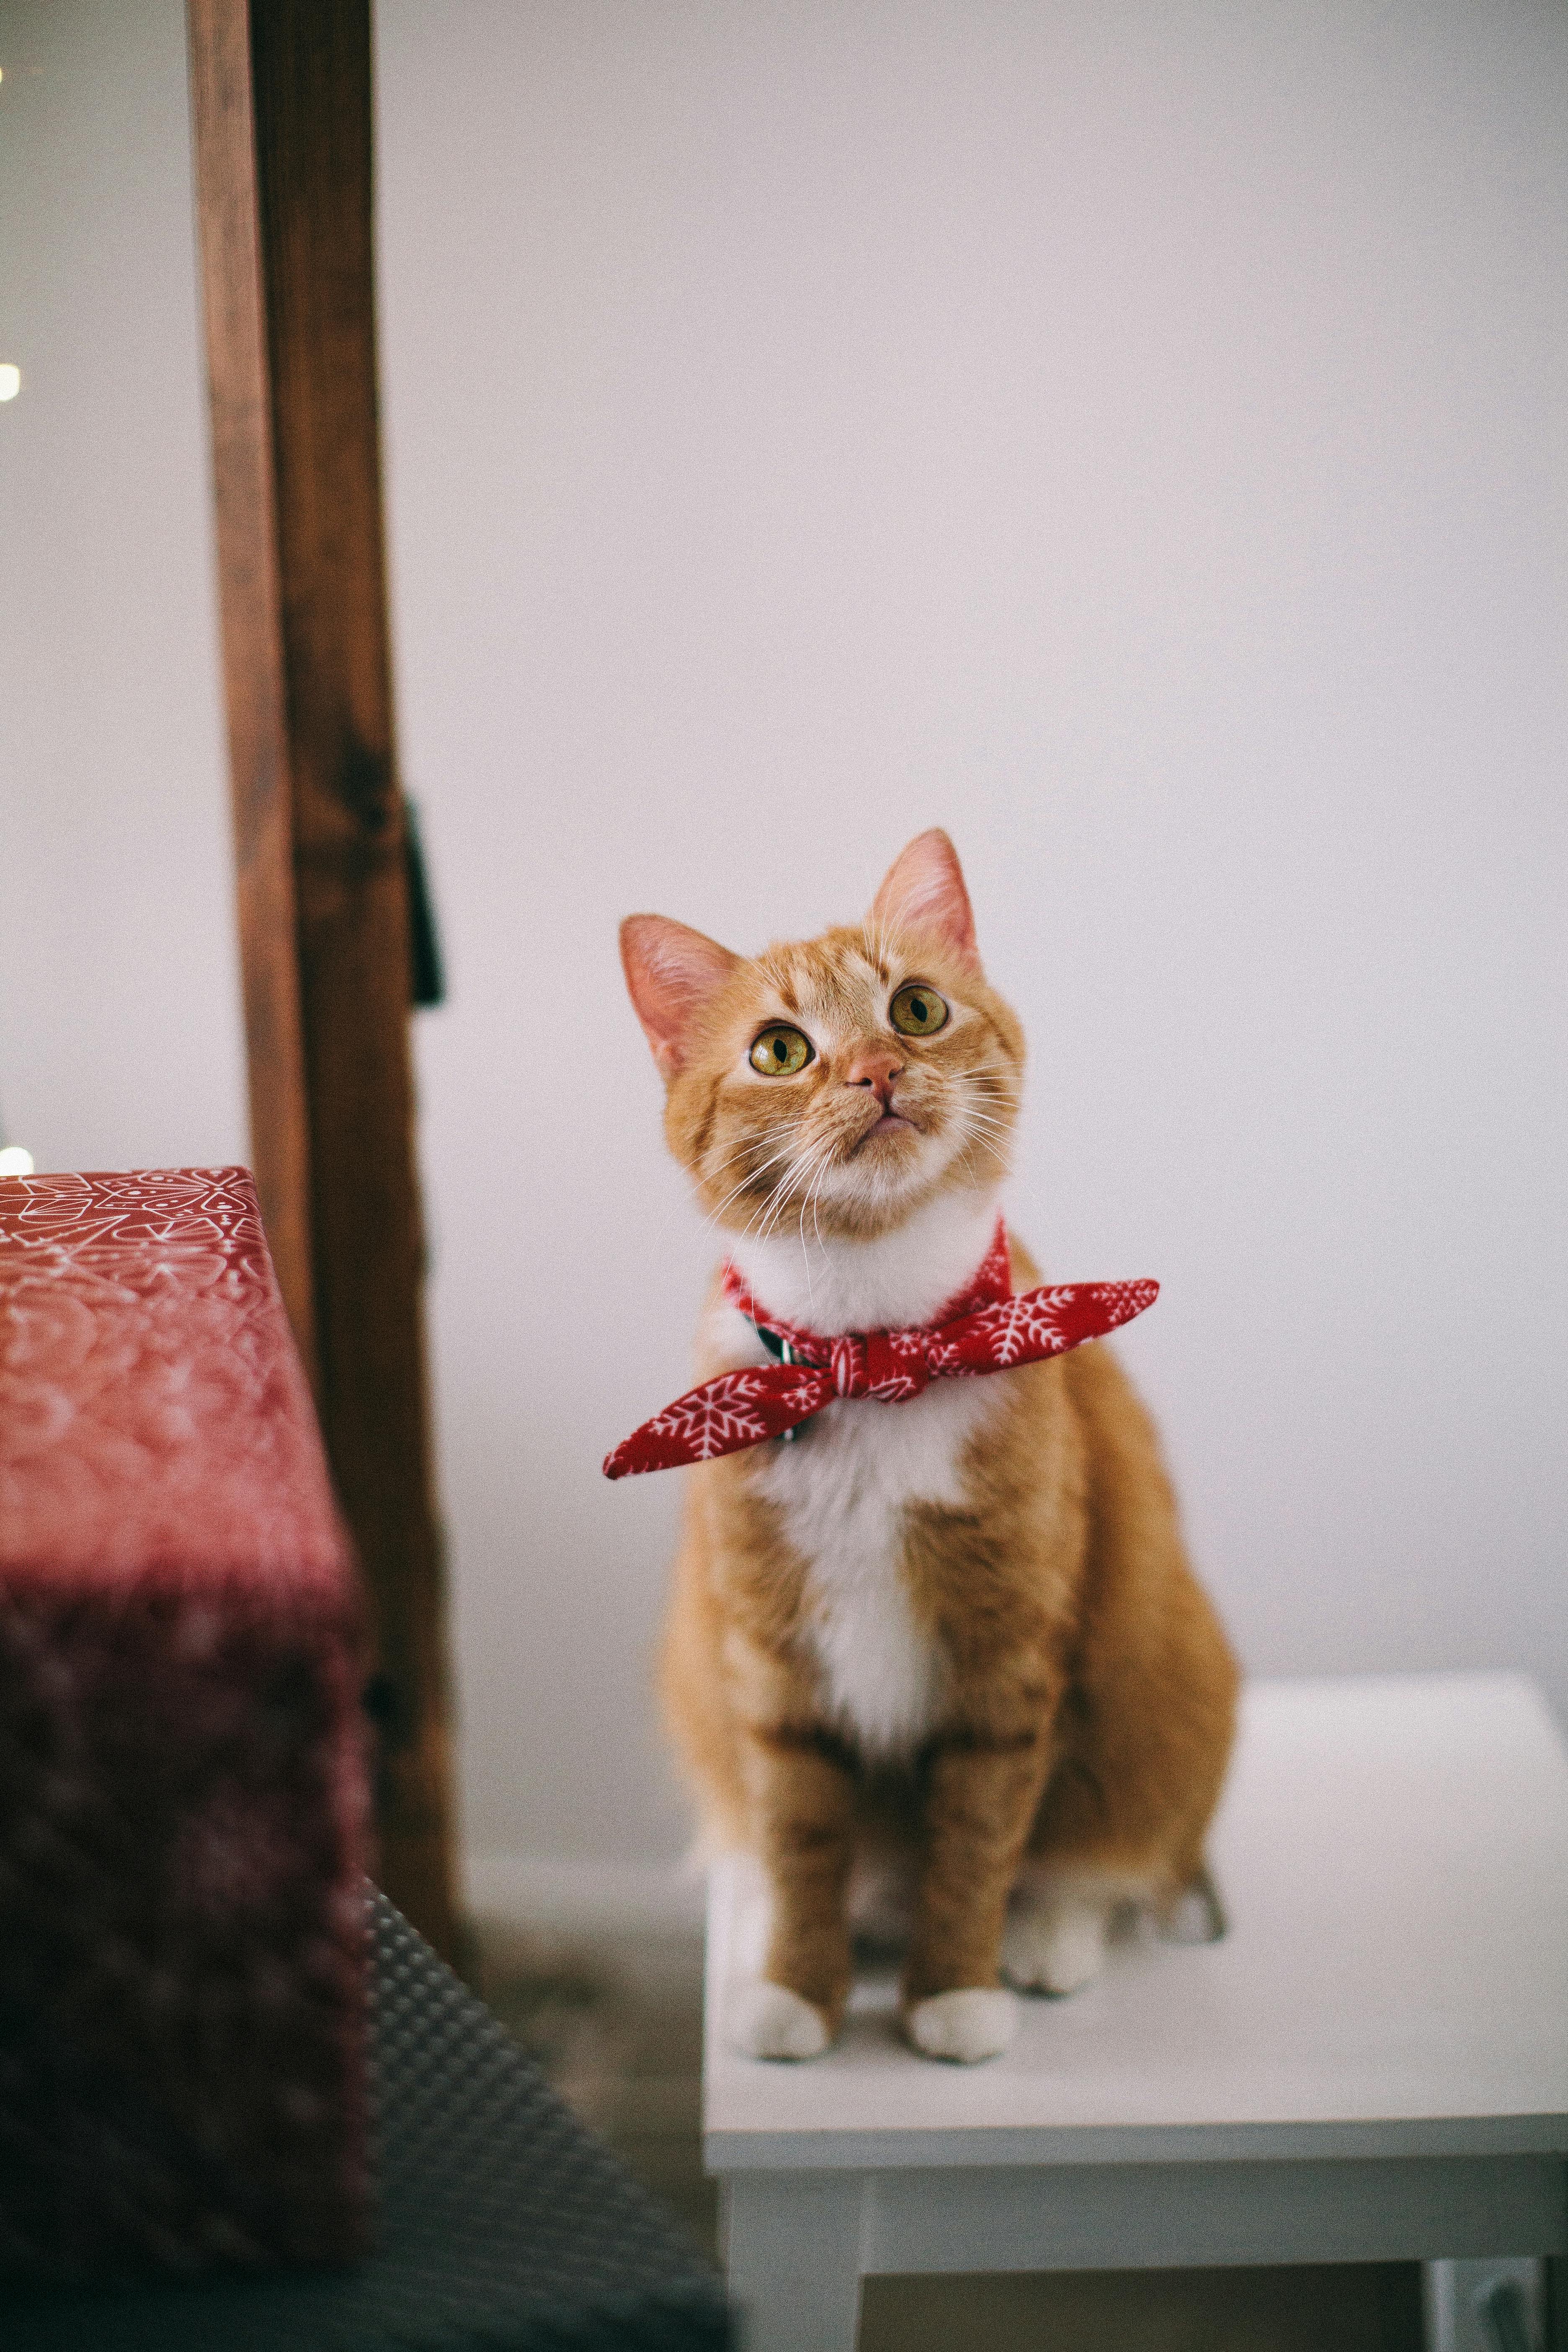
[889,983,949,1037]
[749,1025,814,1077]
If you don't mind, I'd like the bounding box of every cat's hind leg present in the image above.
[999,1863,1153,1995]
[1156,1858,1227,1946]
[1001,1888,1109,1996]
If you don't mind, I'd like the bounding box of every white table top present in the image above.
[703,1673,1568,2171]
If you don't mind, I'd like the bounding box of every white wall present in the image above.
[4,1,1563,1901]
[0,0,247,1173]
[375,0,1568,1884]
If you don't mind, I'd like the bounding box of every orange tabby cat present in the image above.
[620,831,1238,2063]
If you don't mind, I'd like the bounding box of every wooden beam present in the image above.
[185,0,315,1374]
[187,0,459,1959]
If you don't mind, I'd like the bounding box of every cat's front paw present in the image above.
[726,1979,833,2061]
[905,1987,1016,2063]
[1001,1899,1106,1996]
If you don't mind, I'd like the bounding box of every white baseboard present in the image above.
[462,1849,706,1935]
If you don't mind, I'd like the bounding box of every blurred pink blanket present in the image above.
[0,1168,370,2276]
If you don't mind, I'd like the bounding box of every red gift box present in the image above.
[0,1168,371,2277]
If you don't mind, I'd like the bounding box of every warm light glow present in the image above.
[0,1145,35,1177]
[0,366,19,402]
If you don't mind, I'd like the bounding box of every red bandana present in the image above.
[603,1222,1157,1480]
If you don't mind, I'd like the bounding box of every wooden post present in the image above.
[187,0,459,1958]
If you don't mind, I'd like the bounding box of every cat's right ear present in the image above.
[869,830,983,976]
[620,916,742,1081]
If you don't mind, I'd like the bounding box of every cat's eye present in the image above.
[749,1025,814,1077]
[889,984,949,1037]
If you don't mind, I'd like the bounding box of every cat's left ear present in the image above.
[620,914,741,1081]
[869,830,983,976]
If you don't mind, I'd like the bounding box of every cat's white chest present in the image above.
[751,1378,996,1754]
[717,1187,1008,1754]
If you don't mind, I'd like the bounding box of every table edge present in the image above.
[703,2110,1568,2174]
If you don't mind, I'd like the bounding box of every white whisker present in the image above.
[739,1134,818,1249]
[700,1120,797,1184]
[696,1135,807,1243]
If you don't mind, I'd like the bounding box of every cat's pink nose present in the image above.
[844,1050,904,1107]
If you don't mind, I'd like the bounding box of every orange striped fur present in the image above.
[621,832,1238,2062]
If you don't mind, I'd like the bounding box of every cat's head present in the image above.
[619,831,1024,1244]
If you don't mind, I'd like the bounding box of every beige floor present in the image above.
[472,1912,718,2254]
[470,1914,1424,2351]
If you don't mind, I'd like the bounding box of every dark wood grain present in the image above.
[187,0,459,1958]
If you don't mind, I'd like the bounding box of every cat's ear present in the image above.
[869,830,982,975]
[620,915,742,1081]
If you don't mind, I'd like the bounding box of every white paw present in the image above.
[1001,1901,1107,1995]
[905,1987,1016,2064]
[726,1980,831,2061]
[1161,1870,1225,1946]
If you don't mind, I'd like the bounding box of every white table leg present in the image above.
[723,2171,866,2352]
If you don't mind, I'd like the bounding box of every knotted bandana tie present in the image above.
[603,1221,1157,1480]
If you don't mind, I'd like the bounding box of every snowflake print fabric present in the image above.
[925,1280,1160,1376]
[603,1222,1158,1479]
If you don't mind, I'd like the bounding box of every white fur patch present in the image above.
[727,1187,1002,1337]
[727,1981,831,2061]
[754,1378,997,1753]
[1001,1896,1109,1996]
[1161,1873,1226,1946]
[714,1189,1008,1756]
[906,1987,1016,2063]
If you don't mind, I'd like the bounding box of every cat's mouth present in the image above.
[850,1108,921,1153]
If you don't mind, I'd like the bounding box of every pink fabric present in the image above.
[603,1220,1158,1479]
[0,1168,370,2277]
[0,1167,346,1593]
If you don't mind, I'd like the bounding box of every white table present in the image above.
[703,1674,1568,2351]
